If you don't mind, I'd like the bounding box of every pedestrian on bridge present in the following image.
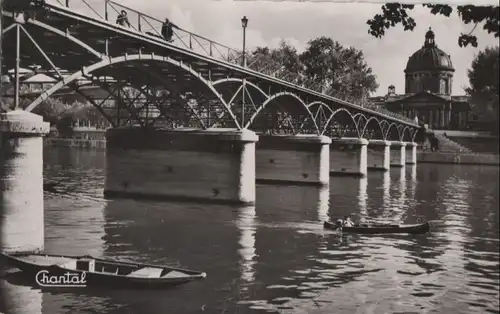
[161,18,179,42]
[116,10,131,28]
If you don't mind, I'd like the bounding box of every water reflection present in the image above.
[1,282,43,314]
[407,165,417,200]
[358,177,368,218]
[1,148,497,314]
[236,206,257,287]
[330,176,367,219]
[383,171,391,210]
[317,186,330,223]
[420,176,473,310]
[389,167,407,222]
[365,171,391,219]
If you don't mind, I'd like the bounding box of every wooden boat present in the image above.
[323,221,430,234]
[0,252,206,289]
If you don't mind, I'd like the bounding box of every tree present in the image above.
[367,4,499,47]
[300,37,379,102]
[465,46,499,133]
[247,38,379,104]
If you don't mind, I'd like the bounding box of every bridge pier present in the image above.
[104,127,258,204]
[405,142,417,165]
[255,134,331,186]
[329,137,368,177]
[367,140,391,171]
[0,110,50,253]
[390,141,407,168]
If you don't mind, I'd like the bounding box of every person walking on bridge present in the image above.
[116,10,131,28]
[162,18,179,42]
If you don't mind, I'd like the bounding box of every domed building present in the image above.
[369,27,471,130]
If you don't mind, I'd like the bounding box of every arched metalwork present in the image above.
[360,116,384,139]
[24,54,241,129]
[245,91,319,134]
[1,4,421,136]
[402,126,415,142]
[352,113,368,131]
[307,101,333,133]
[384,122,401,141]
[212,78,268,100]
[322,108,360,138]
[27,19,104,59]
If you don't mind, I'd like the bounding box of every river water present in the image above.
[1,147,499,314]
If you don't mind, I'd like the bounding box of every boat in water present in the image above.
[0,252,206,289]
[323,221,430,234]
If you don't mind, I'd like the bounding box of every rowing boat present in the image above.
[0,252,206,289]
[323,221,430,234]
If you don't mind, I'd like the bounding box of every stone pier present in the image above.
[329,137,368,177]
[405,142,417,165]
[390,141,407,168]
[104,127,258,204]
[367,140,391,171]
[256,134,331,186]
[0,110,50,253]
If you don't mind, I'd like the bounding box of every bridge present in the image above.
[1,0,421,252]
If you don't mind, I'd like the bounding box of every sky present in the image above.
[54,0,498,97]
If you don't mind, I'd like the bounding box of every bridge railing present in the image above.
[46,0,414,124]
[105,1,243,64]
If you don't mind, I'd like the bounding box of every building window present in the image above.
[440,79,446,94]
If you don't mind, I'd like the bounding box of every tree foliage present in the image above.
[248,38,379,104]
[300,37,378,101]
[367,4,499,47]
[465,46,499,120]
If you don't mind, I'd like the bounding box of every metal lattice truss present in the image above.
[0,2,419,141]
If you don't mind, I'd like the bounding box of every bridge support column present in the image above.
[104,127,258,204]
[256,134,331,186]
[329,137,368,177]
[367,140,391,171]
[390,141,407,167]
[0,110,50,253]
[405,142,417,165]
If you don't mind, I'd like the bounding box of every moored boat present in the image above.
[0,252,206,289]
[323,221,430,234]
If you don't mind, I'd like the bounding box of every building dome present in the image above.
[405,28,454,73]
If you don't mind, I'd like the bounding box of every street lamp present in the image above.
[240,16,248,128]
[0,0,3,93]
[241,16,248,67]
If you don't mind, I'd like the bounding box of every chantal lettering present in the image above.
[35,270,87,287]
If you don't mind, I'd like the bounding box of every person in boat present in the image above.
[343,216,354,227]
[116,10,131,27]
[161,18,179,42]
[335,218,344,227]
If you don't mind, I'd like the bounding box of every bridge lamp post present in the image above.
[0,0,3,93]
[241,16,248,67]
[241,16,248,128]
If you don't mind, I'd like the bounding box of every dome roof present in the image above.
[405,28,454,73]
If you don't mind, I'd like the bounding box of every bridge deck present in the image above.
[1,0,418,129]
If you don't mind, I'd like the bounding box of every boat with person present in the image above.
[0,252,207,289]
[323,220,430,234]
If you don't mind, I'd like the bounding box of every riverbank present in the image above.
[417,151,500,166]
[44,138,500,166]
[44,137,106,149]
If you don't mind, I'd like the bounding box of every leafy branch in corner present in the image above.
[367,3,500,47]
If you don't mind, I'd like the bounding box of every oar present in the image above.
[323,221,341,231]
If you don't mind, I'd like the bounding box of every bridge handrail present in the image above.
[100,0,326,93]
[46,0,414,125]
